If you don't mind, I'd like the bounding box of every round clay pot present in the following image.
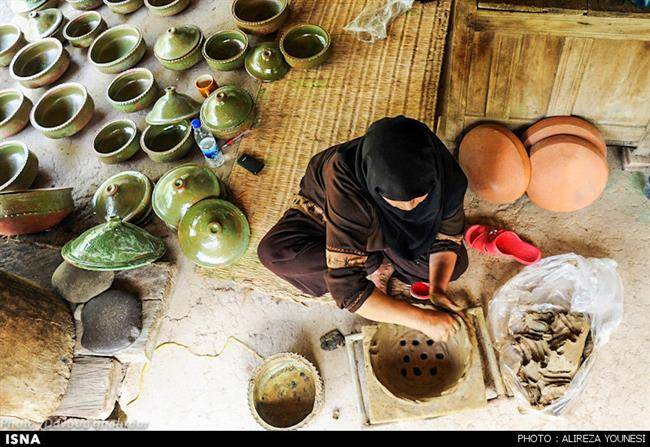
[245,42,289,82]
[459,123,531,204]
[10,38,70,89]
[154,25,204,72]
[200,85,255,140]
[106,68,159,113]
[0,141,38,192]
[0,89,32,139]
[66,0,104,10]
[103,0,144,14]
[30,82,95,139]
[232,0,290,35]
[0,24,26,67]
[202,29,249,72]
[522,116,607,158]
[93,119,140,164]
[144,0,190,16]
[0,187,74,236]
[527,135,609,213]
[279,23,331,70]
[141,121,193,163]
[63,11,107,48]
[92,171,153,224]
[88,25,147,74]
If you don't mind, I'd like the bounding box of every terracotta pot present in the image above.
[144,0,190,16]
[0,24,26,67]
[106,68,159,113]
[103,0,144,14]
[522,116,607,158]
[31,82,95,139]
[245,42,289,82]
[88,25,146,74]
[66,0,104,10]
[0,141,38,192]
[25,9,66,43]
[141,121,193,163]
[232,0,290,35]
[93,119,140,164]
[0,187,74,236]
[10,38,70,89]
[154,25,204,72]
[202,29,249,72]
[63,11,107,48]
[527,135,608,213]
[459,123,531,204]
[0,89,32,139]
[279,24,331,70]
[92,170,153,224]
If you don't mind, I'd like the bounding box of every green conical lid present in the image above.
[200,85,254,133]
[26,8,63,41]
[178,198,250,268]
[152,164,221,230]
[245,43,289,82]
[10,0,49,14]
[154,25,202,61]
[62,217,166,271]
[92,171,153,224]
[146,86,202,126]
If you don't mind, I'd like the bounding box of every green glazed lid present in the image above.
[178,198,250,268]
[62,217,166,271]
[146,86,202,126]
[245,43,289,82]
[200,85,254,133]
[10,0,49,14]
[26,8,63,42]
[152,164,221,230]
[92,171,153,224]
[154,25,202,61]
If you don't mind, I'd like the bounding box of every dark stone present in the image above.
[52,262,115,304]
[81,289,142,355]
[319,329,345,351]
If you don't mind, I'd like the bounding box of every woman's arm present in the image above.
[428,250,465,312]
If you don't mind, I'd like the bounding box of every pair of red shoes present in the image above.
[464,224,541,265]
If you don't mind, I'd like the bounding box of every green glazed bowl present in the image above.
[203,30,248,72]
[245,42,289,83]
[31,82,95,139]
[93,171,153,224]
[63,11,107,48]
[66,0,104,10]
[93,119,140,164]
[154,25,204,72]
[0,141,38,193]
[9,0,58,17]
[178,198,250,268]
[200,85,255,140]
[10,38,70,89]
[141,121,193,163]
[232,0,289,36]
[144,0,190,16]
[152,164,221,230]
[0,24,26,67]
[280,24,331,70]
[0,187,74,236]
[89,25,147,74]
[103,0,144,14]
[107,68,159,113]
[0,89,32,139]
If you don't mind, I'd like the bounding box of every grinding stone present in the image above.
[81,289,142,354]
[51,261,115,304]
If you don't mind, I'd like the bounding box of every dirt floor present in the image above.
[2,2,649,431]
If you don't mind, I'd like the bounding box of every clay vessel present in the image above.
[200,85,255,139]
[232,0,289,35]
[103,0,144,14]
[92,171,153,224]
[9,0,58,17]
[144,0,190,16]
[522,116,607,158]
[0,89,32,139]
[0,187,74,236]
[195,74,218,98]
[527,135,609,213]
[245,42,289,82]
[25,9,66,42]
[10,38,70,89]
[280,24,331,70]
[66,0,104,10]
[202,29,248,72]
[0,141,38,192]
[146,86,202,126]
[0,24,26,67]
[106,68,159,113]
[459,123,531,204]
[88,25,146,74]
[62,11,107,48]
[141,121,193,163]
[93,119,140,164]
[31,83,94,139]
[154,25,204,72]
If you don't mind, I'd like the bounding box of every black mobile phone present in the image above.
[237,154,264,175]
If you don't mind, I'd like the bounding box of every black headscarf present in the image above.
[351,116,467,260]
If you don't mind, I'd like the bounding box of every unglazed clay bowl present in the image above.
[0,187,74,236]
[0,141,38,193]
[144,0,190,16]
[9,38,70,89]
[280,24,331,70]
[63,11,107,48]
[141,121,193,163]
[0,24,26,67]
[107,68,159,113]
[0,89,32,139]
[31,83,95,139]
[93,119,140,164]
[66,0,104,10]
[88,25,146,74]
[232,0,289,35]
[103,0,144,14]
[522,116,607,158]
[203,30,248,72]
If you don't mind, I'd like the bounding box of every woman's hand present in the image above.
[416,309,460,342]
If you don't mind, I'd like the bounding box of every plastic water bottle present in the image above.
[191,119,225,168]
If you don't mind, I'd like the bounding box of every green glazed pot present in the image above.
[245,42,289,83]
[31,82,95,139]
[88,25,146,74]
[200,85,255,140]
[144,0,190,16]
[106,68,159,113]
[146,86,202,126]
[9,0,58,17]
[152,164,221,230]
[178,198,250,268]
[93,119,140,164]
[0,141,38,193]
[10,38,70,89]
[63,11,107,48]
[203,30,248,72]
[66,0,104,10]
[280,24,331,70]
[0,187,74,236]
[61,216,166,271]
[0,89,32,139]
[0,24,26,67]
[92,171,153,224]
[25,9,66,43]
[154,25,204,72]
[141,121,193,163]
[103,0,144,14]
[232,0,289,36]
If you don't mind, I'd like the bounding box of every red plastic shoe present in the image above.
[465,224,541,265]
[410,282,430,300]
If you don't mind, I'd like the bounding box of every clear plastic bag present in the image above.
[344,0,415,43]
[487,253,624,415]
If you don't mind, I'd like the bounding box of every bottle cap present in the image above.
[191,119,201,129]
